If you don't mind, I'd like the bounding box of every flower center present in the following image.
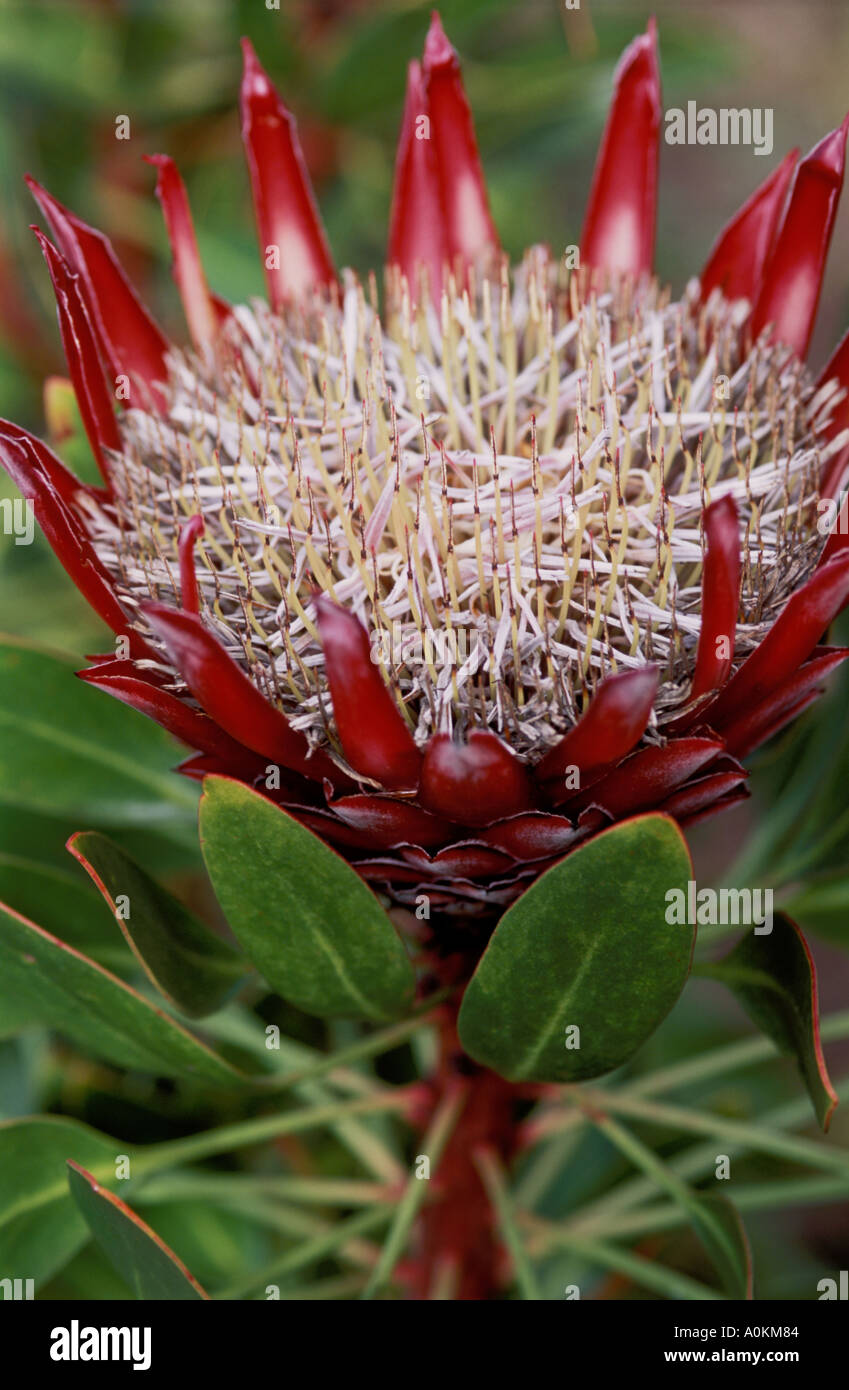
[84,255,828,763]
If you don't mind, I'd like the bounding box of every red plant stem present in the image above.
[405,935,523,1300]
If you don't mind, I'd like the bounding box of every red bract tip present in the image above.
[78,661,255,767]
[580,19,661,278]
[0,423,154,659]
[708,552,849,726]
[388,60,447,301]
[534,665,658,785]
[700,148,798,304]
[422,11,499,270]
[144,155,221,355]
[239,38,336,308]
[143,602,338,783]
[178,514,205,615]
[314,598,422,791]
[26,176,170,412]
[565,738,723,820]
[419,729,534,826]
[718,647,849,759]
[32,228,120,487]
[688,494,741,703]
[750,115,849,357]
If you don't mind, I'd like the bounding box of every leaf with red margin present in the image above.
[696,914,837,1131]
[0,1116,123,1287]
[0,900,242,1085]
[458,814,694,1082]
[67,831,246,1019]
[67,1162,208,1300]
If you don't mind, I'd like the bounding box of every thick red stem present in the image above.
[404,937,523,1299]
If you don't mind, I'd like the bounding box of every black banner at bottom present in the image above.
[0,1295,843,1377]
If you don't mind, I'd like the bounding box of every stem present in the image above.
[528,1228,724,1301]
[136,1172,395,1208]
[573,1175,849,1243]
[360,1082,467,1300]
[570,1089,849,1178]
[132,1090,416,1178]
[259,994,452,1093]
[219,1206,391,1299]
[474,1148,541,1300]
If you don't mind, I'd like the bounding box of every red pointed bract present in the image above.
[178,514,205,615]
[419,729,534,826]
[535,665,658,785]
[750,117,849,357]
[580,20,661,278]
[659,769,749,821]
[327,794,451,850]
[33,229,120,486]
[388,60,447,300]
[143,602,337,782]
[700,149,798,303]
[422,12,499,269]
[562,738,723,818]
[144,154,221,355]
[77,661,257,766]
[688,494,741,703]
[314,598,422,791]
[709,552,849,727]
[239,39,336,308]
[717,647,849,758]
[0,424,154,659]
[26,176,170,410]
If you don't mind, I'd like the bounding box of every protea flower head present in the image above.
[4,12,849,924]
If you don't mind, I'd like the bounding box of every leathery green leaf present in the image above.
[67,1162,208,1300]
[458,815,694,1082]
[199,777,415,1022]
[68,831,246,1018]
[0,900,243,1085]
[697,913,838,1131]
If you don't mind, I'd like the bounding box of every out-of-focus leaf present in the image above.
[199,776,415,1023]
[0,900,243,1084]
[0,1115,119,1286]
[67,1162,208,1300]
[0,637,198,826]
[697,914,838,1131]
[68,831,246,1018]
[458,815,694,1082]
[780,871,849,947]
[0,850,130,976]
[688,1193,753,1300]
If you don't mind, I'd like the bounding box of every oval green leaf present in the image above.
[458,814,694,1082]
[67,1162,208,1300]
[697,913,838,1131]
[0,900,243,1085]
[199,776,415,1022]
[68,831,247,1018]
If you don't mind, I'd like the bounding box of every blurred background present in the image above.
[2,0,849,1299]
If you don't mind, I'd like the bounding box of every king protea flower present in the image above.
[4,13,849,921]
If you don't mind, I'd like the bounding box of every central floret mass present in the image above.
[86,261,825,768]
